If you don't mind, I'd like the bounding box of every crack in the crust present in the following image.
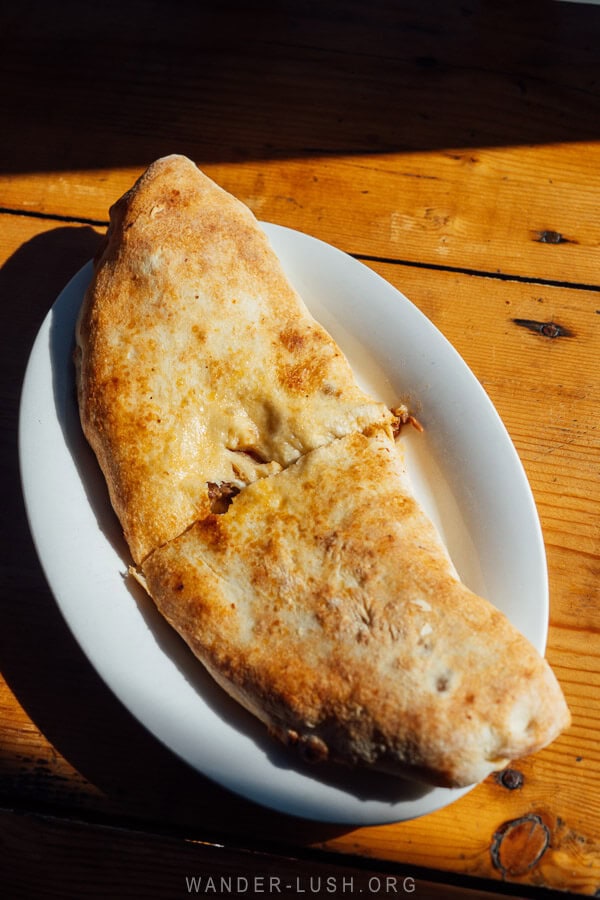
[134,427,385,590]
[133,406,420,582]
[219,403,416,513]
[213,415,404,515]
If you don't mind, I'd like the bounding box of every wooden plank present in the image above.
[2,0,600,284]
[1,213,598,892]
[2,0,600,173]
[0,809,532,900]
[3,144,600,286]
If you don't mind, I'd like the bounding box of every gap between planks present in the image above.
[2,205,600,294]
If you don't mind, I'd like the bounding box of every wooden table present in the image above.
[1,1,599,896]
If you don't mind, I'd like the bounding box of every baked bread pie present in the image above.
[75,155,570,788]
[75,155,393,564]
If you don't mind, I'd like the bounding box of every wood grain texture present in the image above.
[2,0,600,285]
[1,0,599,173]
[4,144,600,285]
[1,210,598,893]
[1,0,600,894]
[0,809,534,900]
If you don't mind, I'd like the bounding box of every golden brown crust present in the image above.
[77,155,570,787]
[141,431,570,787]
[76,155,393,563]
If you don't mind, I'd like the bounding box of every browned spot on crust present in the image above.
[318,531,340,553]
[280,728,329,764]
[279,327,306,352]
[275,326,334,392]
[197,514,228,551]
[321,382,342,396]
[278,356,328,393]
[191,323,206,342]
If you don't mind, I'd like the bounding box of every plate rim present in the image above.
[18,222,549,825]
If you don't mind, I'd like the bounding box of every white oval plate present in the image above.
[19,223,548,825]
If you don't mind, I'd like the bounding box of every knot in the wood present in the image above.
[540,322,562,338]
[491,814,550,877]
[535,230,567,244]
[512,318,572,339]
[495,767,524,790]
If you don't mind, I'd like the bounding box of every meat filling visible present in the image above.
[391,405,424,438]
[207,481,240,514]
